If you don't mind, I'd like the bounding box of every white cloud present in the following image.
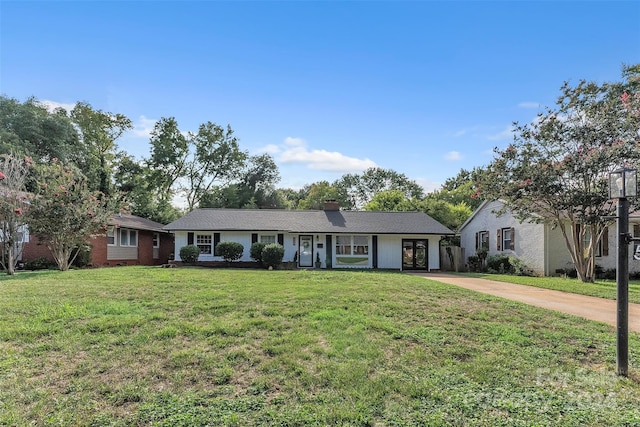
[265,137,377,173]
[444,151,462,161]
[487,125,514,141]
[415,178,441,194]
[257,144,281,154]
[453,129,467,137]
[518,101,541,109]
[284,137,305,147]
[131,115,157,138]
[38,99,76,113]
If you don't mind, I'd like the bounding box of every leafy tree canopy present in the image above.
[27,160,118,271]
[0,96,80,162]
[478,63,640,282]
[334,167,424,210]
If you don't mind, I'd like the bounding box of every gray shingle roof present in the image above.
[163,209,454,235]
[110,213,169,233]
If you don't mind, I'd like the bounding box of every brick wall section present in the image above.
[159,233,175,263]
[90,235,108,266]
[22,235,55,262]
[23,231,175,267]
[92,231,174,266]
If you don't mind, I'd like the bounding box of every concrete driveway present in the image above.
[410,272,640,333]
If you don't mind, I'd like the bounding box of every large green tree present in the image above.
[363,189,470,231]
[70,102,132,195]
[479,64,640,282]
[146,117,189,206]
[297,181,346,210]
[113,153,181,224]
[335,167,424,210]
[364,189,420,212]
[0,96,80,162]
[199,154,282,209]
[182,122,247,210]
[431,167,485,212]
[27,160,117,271]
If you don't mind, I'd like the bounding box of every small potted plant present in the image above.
[315,252,322,269]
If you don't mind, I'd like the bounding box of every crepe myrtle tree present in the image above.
[27,159,117,271]
[477,64,640,282]
[0,154,32,275]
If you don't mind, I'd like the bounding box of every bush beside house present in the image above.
[262,243,285,269]
[216,242,244,264]
[179,245,200,264]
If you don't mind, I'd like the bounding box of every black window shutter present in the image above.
[372,235,378,269]
[252,233,258,244]
[496,229,502,251]
[187,232,194,245]
[602,226,609,256]
[277,234,284,245]
[214,233,221,256]
[475,232,479,250]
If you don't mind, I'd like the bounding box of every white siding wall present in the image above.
[376,234,442,270]
[546,225,572,274]
[173,231,188,261]
[173,231,299,263]
[377,235,400,269]
[460,201,548,275]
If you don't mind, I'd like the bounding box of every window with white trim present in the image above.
[353,235,368,254]
[336,235,352,255]
[335,235,369,266]
[107,227,116,246]
[119,229,137,247]
[477,230,489,250]
[153,232,160,248]
[260,235,276,244]
[501,228,512,251]
[197,234,212,254]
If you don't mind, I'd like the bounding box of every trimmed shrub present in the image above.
[467,255,483,272]
[179,244,200,264]
[250,242,267,265]
[486,254,512,274]
[262,243,285,269]
[508,256,534,276]
[24,257,56,271]
[216,241,244,263]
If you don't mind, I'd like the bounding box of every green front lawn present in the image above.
[1,267,639,426]
[460,272,640,304]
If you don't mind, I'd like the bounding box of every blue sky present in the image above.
[1,1,639,192]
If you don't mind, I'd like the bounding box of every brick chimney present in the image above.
[323,199,340,211]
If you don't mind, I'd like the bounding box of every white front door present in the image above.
[299,235,313,267]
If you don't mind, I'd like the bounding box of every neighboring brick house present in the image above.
[22,213,174,267]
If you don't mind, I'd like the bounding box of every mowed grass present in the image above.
[1,268,640,426]
[461,272,640,304]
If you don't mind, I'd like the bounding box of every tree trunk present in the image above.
[557,220,595,283]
